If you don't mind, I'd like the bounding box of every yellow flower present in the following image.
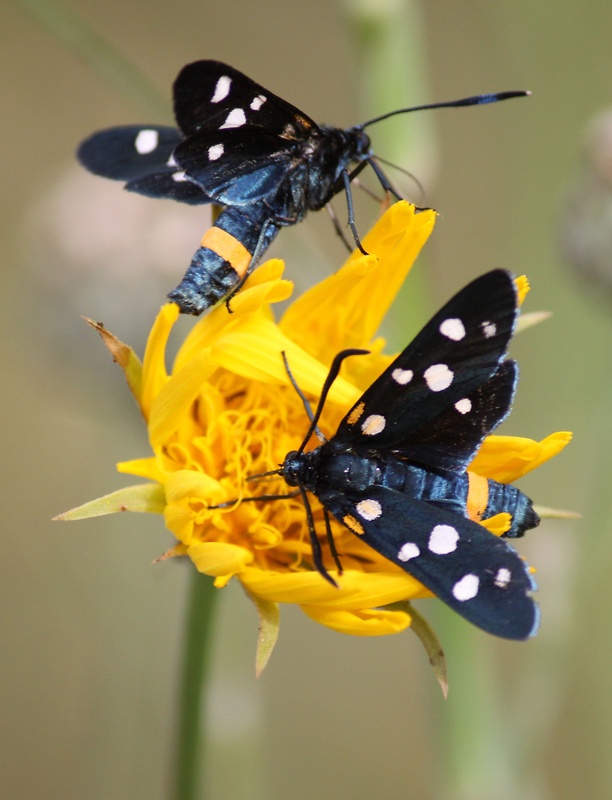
[58,201,571,666]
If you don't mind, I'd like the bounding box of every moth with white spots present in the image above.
[77,60,529,315]
[277,270,541,640]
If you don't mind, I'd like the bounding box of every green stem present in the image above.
[172,571,218,800]
[17,0,168,117]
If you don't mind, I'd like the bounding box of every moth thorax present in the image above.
[318,451,380,493]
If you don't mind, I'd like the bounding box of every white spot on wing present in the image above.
[134,129,159,154]
[211,75,232,103]
[428,524,459,555]
[361,414,386,436]
[392,368,413,385]
[453,574,480,601]
[208,143,224,161]
[172,171,188,182]
[398,542,420,562]
[482,321,497,338]
[439,317,465,341]
[356,499,382,521]
[495,567,512,588]
[250,94,267,111]
[424,364,453,392]
[455,398,472,415]
[220,108,247,129]
[167,154,177,167]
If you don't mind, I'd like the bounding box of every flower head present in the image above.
[59,202,571,670]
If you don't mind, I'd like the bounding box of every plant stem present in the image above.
[172,571,218,800]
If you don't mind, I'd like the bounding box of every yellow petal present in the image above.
[211,316,361,408]
[54,483,165,520]
[301,605,412,636]
[228,259,293,314]
[187,541,254,576]
[280,202,435,358]
[172,260,288,374]
[471,431,573,483]
[148,350,215,448]
[140,303,180,420]
[165,470,224,503]
[240,567,425,609]
[515,275,530,304]
[480,512,512,536]
[117,456,165,482]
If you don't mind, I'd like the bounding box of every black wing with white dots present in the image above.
[335,270,518,457]
[77,125,211,205]
[314,270,538,640]
[322,484,539,640]
[171,61,320,206]
[172,60,317,138]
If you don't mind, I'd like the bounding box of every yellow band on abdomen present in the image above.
[200,226,253,277]
[466,471,489,522]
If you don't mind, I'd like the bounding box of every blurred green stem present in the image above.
[172,571,218,800]
[17,0,168,117]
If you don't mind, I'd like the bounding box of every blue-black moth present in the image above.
[263,270,539,639]
[77,61,528,315]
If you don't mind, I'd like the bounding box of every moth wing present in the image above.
[322,483,538,640]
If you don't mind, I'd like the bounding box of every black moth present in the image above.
[262,270,539,640]
[77,60,528,315]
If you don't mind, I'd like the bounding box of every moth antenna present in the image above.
[359,90,530,129]
[295,348,370,456]
[281,351,326,440]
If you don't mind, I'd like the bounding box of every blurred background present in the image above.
[2,0,611,798]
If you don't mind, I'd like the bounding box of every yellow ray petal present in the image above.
[301,605,412,636]
[471,431,573,483]
[148,350,215,448]
[280,202,435,358]
[140,303,180,420]
[187,541,254,576]
[117,456,164,482]
[211,316,361,408]
[240,567,425,608]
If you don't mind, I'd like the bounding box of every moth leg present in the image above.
[297,484,338,587]
[325,203,353,253]
[225,217,278,312]
[341,169,368,255]
[364,156,404,202]
[324,508,344,574]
